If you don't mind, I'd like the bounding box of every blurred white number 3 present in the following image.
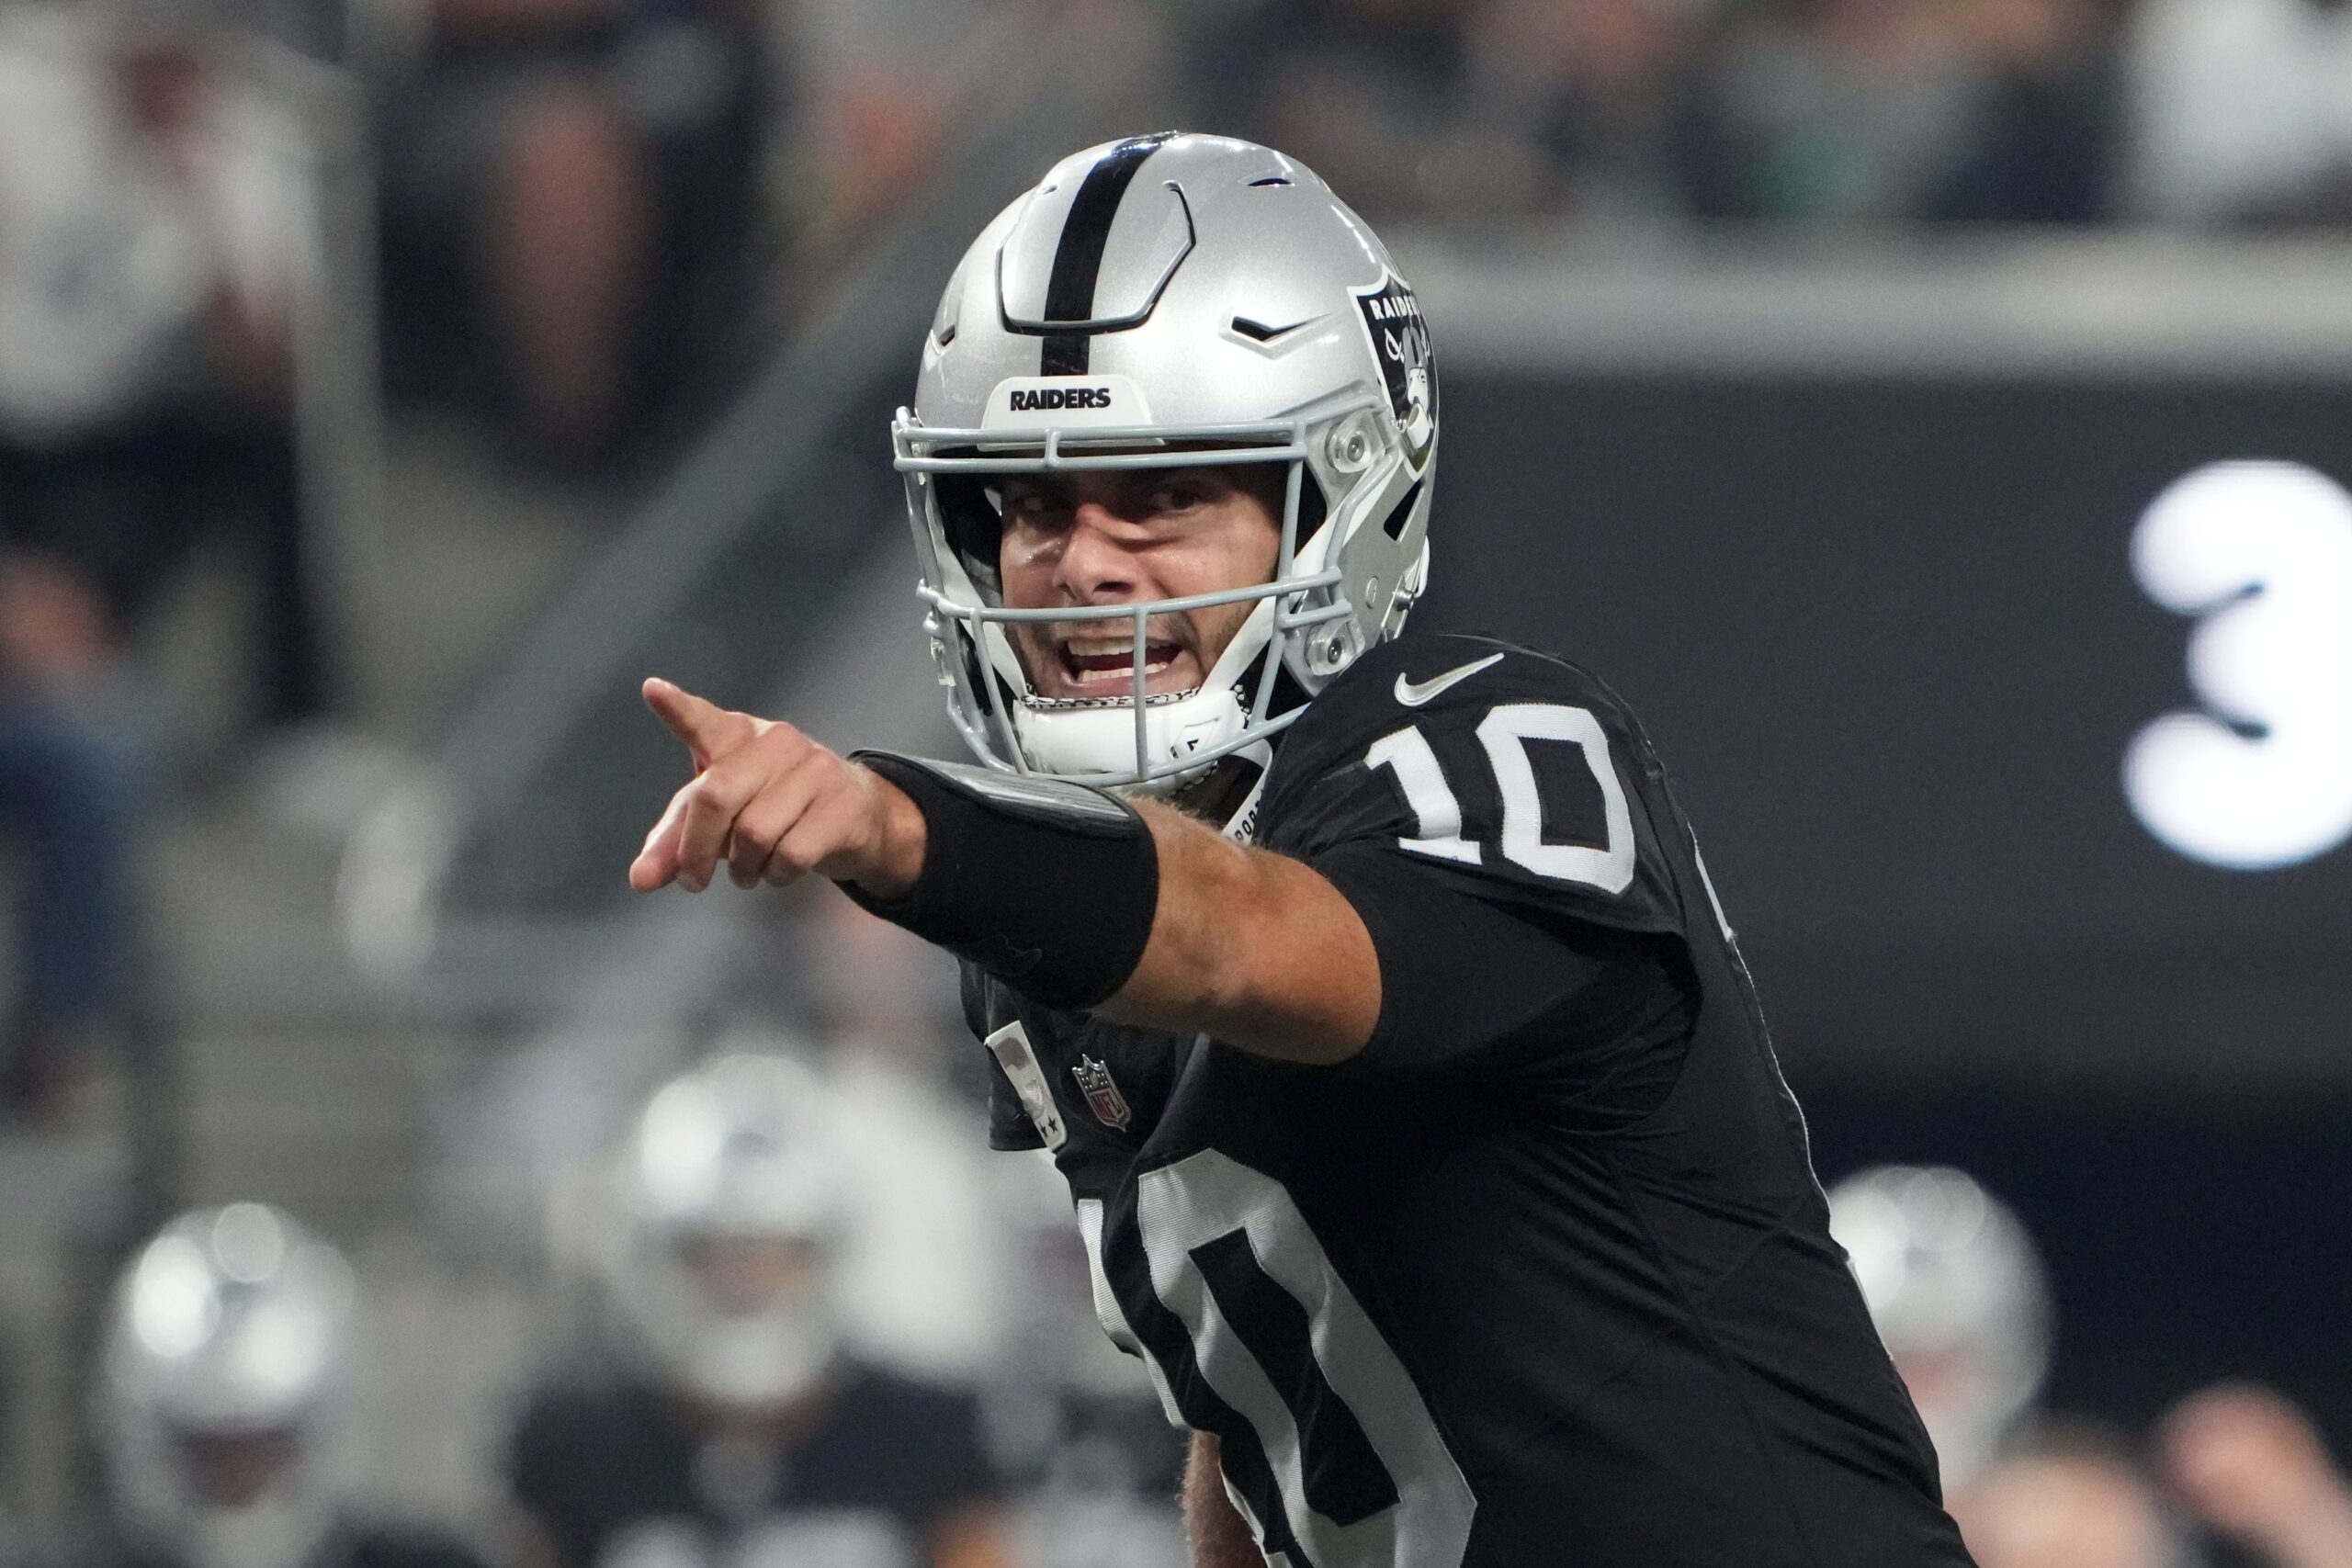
[2126,461,2352,870]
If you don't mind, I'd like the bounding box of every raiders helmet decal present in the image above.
[1352,273,1438,472]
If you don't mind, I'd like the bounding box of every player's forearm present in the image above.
[843,765,929,897]
[1090,803,1378,1064]
[714,744,1374,1055]
[1184,1433,1266,1568]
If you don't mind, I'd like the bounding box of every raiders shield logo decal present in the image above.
[1352,273,1438,472]
[1071,1055,1133,1131]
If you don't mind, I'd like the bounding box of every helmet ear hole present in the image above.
[1296,467,1329,542]
[937,616,996,713]
[987,650,1024,718]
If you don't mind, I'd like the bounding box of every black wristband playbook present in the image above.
[842,751,1161,1010]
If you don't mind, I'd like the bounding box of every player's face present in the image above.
[172,1426,300,1506]
[995,463,1284,700]
[678,1233,823,1316]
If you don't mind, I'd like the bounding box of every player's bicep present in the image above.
[1217,843,1385,1062]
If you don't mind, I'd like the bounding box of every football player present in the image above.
[504,1053,1011,1568]
[629,132,1975,1566]
[88,1203,484,1568]
[1827,1165,2053,1495]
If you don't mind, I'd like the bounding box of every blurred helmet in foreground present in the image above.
[99,1203,357,1568]
[1827,1165,2052,1491]
[601,1054,852,1411]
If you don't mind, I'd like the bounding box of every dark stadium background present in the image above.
[1426,367,2352,1444]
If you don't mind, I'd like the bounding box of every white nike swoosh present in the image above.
[1394,652,1505,707]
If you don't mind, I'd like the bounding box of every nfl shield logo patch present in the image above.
[1071,1055,1133,1131]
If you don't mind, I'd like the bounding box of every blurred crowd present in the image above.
[0,0,980,1117]
[1200,0,2352,228]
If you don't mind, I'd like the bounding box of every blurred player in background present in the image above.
[1826,1166,2229,1568]
[85,1203,485,1568]
[504,1053,1011,1568]
[982,1158,1185,1568]
[1827,1164,2054,1495]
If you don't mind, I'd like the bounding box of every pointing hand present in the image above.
[628,678,924,897]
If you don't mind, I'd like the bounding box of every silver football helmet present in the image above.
[600,1054,853,1411]
[1827,1166,2052,1491]
[893,131,1438,790]
[98,1203,357,1568]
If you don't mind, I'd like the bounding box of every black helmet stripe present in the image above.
[1041,130,1179,377]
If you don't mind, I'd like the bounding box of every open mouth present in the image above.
[1056,636,1185,693]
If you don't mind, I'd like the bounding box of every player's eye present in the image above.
[1146,479,1211,514]
[1001,486,1069,525]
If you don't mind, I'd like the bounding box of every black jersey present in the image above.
[507,1361,1000,1568]
[962,632,1975,1568]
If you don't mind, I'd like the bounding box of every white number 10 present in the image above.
[1366,702,1636,894]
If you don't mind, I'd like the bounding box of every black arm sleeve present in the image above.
[846,752,1159,1010]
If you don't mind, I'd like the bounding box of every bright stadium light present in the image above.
[2125,460,2352,870]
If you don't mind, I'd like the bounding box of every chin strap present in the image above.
[843,753,1161,1010]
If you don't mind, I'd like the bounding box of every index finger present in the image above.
[642,677,757,770]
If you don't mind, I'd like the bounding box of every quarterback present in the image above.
[630,132,1976,1567]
